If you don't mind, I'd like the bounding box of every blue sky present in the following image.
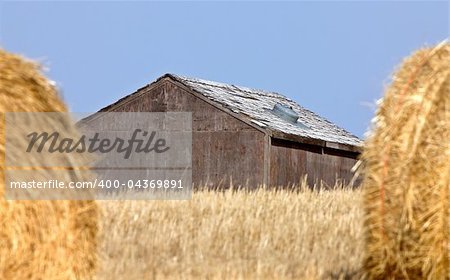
[1,1,448,138]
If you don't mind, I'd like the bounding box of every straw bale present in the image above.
[0,49,98,279]
[361,41,450,279]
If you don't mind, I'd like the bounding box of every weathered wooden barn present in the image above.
[97,73,362,188]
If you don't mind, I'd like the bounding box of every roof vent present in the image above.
[272,103,299,123]
[271,103,310,130]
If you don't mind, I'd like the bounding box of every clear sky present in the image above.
[1,1,448,138]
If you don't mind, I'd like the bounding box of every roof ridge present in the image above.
[169,73,292,100]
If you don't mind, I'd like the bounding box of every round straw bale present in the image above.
[0,49,98,279]
[361,41,450,279]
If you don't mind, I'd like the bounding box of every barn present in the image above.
[95,73,362,188]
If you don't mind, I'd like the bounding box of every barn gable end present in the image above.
[97,77,267,188]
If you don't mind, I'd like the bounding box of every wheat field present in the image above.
[97,184,364,280]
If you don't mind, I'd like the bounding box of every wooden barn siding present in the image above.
[104,80,266,187]
[269,138,358,187]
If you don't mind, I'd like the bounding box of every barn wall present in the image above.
[269,138,359,188]
[104,80,266,188]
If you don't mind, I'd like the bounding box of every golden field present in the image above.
[2,41,447,280]
[97,184,364,280]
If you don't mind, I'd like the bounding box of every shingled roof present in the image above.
[99,73,362,149]
[167,74,361,147]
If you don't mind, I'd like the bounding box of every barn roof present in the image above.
[98,73,362,149]
[165,74,362,148]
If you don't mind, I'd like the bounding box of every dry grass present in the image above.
[361,41,450,279]
[97,184,364,280]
